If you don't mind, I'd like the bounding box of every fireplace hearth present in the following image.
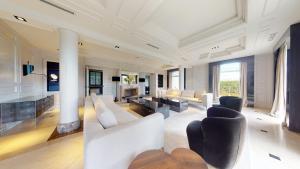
[120,85,139,100]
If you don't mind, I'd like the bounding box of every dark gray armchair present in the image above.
[213,96,243,112]
[186,107,246,169]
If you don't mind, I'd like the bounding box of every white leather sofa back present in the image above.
[84,95,164,169]
[181,90,195,98]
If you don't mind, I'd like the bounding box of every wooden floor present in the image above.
[1,107,300,169]
[0,107,85,160]
[0,133,83,169]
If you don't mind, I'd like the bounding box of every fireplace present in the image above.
[120,85,139,100]
[124,88,138,97]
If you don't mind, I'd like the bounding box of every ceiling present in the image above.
[0,0,300,68]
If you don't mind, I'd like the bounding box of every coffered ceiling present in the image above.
[0,0,300,68]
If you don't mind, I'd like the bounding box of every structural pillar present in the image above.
[57,28,80,133]
[179,66,185,90]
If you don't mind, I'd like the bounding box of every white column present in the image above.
[179,66,185,90]
[57,28,80,133]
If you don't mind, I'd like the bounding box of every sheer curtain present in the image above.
[270,43,287,123]
[240,62,248,106]
[212,65,220,101]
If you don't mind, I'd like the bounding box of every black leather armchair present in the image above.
[186,107,246,169]
[213,96,243,112]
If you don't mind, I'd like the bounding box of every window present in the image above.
[171,71,179,89]
[220,62,241,96]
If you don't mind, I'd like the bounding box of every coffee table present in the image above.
[129,99,170,119]
[128,148,208,169]
[152,97,188,112]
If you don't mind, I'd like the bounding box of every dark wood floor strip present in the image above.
[47,120,83,141]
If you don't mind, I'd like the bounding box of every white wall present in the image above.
[84,58,119,98]
[254,53,274,109]
[0,21,172,105]
[139,72,146,95]
[185,64,209,92]
[0,21,44,102]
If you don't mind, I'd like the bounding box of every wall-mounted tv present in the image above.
[47,61,59,91]
[23,64,34,76]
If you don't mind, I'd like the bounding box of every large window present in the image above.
[220,62,241,96]
[171,71,179,89]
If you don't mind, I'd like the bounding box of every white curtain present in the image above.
[212,65,220,101]
[270,43,287,123]
[240,62,248,106]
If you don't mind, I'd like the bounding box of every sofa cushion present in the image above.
[181,96,201,102]
[166,89,181,97]
[105,102,137,124]
[195,91,204,99]
[181,90,195,98]
[94,98,118,128]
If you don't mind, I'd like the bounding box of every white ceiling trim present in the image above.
[261,0,281,17]
[181,26,247,53]
[196,36,246,61]
[179,0,247,48]
[51,0,104,22]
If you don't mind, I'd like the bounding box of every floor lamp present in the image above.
[112,76,120,102]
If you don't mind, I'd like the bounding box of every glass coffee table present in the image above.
[152,97,188,112]
[129,98,170,119]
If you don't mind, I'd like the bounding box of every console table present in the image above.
[129,148,208,169]
[0,95,54,135]
[129,99,170,119]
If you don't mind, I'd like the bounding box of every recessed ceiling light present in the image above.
[114,45,120,49]
[14,15,27,22]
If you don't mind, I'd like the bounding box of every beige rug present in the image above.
[164,107,207,153]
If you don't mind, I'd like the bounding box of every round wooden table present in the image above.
[128,148,208,169]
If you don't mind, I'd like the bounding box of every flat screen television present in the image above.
[23,64,34,76]
[139,78,145,82]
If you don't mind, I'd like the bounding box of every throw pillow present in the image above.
[94,99,118,128]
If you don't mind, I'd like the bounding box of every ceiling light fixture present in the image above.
[114,45,120,49]
[146,43,160,50]
[14,15,27,22]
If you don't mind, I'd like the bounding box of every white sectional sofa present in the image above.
[84,95,164,169]
[157,89,213,109]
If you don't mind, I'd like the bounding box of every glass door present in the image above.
[88,69,103,95]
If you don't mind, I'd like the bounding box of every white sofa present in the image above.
[84,95,164,169]
[157,89,213,109]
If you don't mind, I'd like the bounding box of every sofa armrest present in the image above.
[84,113,164,169]
[202,93,213,109]
[99,95,114,102]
